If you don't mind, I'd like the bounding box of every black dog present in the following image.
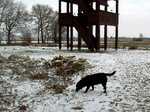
[76,71,116,93]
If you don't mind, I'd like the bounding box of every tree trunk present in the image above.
[38,25,40,44]
[41,28,44,43]
[40,22,44,43]
[7,29,11,45]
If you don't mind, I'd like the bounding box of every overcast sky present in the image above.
[16,0,150,38]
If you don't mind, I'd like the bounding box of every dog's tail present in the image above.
[106,71,116,76]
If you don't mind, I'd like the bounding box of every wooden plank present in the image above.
[67,26,69,49]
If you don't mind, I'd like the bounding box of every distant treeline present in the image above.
[110,37,150,41]
[0,0,66,45]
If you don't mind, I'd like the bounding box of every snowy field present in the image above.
[0,46,150,112]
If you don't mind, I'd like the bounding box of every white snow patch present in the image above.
[0,46,150,111]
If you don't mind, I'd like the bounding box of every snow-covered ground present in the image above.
[0,46,150,112]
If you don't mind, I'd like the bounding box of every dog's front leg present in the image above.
[92,85,94,90]
[84,86,90,93]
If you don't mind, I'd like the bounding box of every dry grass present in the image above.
[63,39,150,50]
[1,39,149,50]
[71,106,84,110]
[0,54,93,111]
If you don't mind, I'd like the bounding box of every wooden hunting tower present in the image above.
[59,0,119,51]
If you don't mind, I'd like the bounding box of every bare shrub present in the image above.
[128,45,138,50]
[0,54,93,95]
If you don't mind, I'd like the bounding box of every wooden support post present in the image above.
[115,26,118,50]
[96,24,100,50]
[104,2,108,51]
[95,1,100,51]
[91,25,93,38]
[88,23,91,50]
[115,0,119,50]
[88,23,93,51]
[70,26,73,50]
[59,0,61,14]
[67,1,69,13]
[67,26,69,49]
[59,0,61,50]
[78,6,81,50]
[78,34,81,50]
[66,1,69,49]
[104,25,107,51]
[59,25,62,50]
[70,0,73,50]
[96,1,100,10]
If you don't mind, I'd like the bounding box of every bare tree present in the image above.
[0,0,10,44]
[139,33,144,39]
[50,11,66,43]
[2,0,28,44]
[19,24,33,43]
[18,11,33,43]
[32,4,53,43]
[0,0,8,27]
[133,33,144,41]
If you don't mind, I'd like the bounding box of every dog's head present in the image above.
[75,82,83,92]
[76,87,82,92]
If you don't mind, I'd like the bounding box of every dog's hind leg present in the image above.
[102,82,107,93]
[84,86,90,93]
